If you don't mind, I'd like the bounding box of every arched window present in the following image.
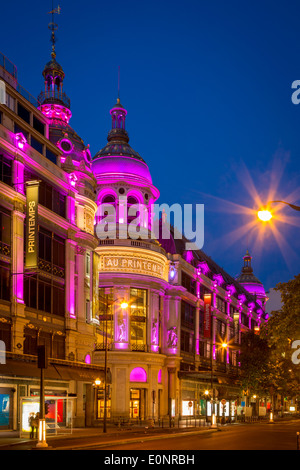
[130,367,147,383]
[127,196,140,225]
[96,194,116,225]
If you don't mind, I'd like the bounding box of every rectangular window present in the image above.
[17,102,30,124]
[0,322,11,352]
[5,93,15,112]
[0,206,11,254]
[0,154,12,187]
[38,227,65,277]
[97,287,114,347]
[181,300,195,329]
[39,180,66,218]
[181,271,196,295]
[31,136,43,154]
[33,116,45,136]
[46,148,57,164]
[216,296,226,313]
[180,330,194,354]
[0,261,10,302]
[24,274,65,317]
[130,288,147,351]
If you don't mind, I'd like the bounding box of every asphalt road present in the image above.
[74,421,300,451]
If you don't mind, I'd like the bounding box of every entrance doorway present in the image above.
[130,389,146,419]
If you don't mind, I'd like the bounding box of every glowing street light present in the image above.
[258,209,272,222]
[258,200,300,222]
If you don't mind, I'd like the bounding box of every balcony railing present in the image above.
[0,51,17,78]
[38,90,70,109]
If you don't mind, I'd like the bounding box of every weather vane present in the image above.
[47,3,61,58]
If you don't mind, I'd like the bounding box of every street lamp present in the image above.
[257,200,300,221]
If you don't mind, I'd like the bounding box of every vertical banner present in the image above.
[25,181,39,269]
[203,294,212,338]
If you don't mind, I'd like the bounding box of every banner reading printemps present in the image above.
[25,181,39,269]
[203,293,212,339]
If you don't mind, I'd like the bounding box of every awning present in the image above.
[0,359,108,383]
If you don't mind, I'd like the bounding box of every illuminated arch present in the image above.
[130,367,147,383]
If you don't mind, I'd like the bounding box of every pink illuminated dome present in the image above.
[92,99,153,185]
[236,250,266,301]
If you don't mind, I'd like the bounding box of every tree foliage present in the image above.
[239,274,300,401]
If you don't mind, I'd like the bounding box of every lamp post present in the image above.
[257,200,300,221]
[100,292,128,433]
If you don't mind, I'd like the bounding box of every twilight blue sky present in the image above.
[2,0,300,294]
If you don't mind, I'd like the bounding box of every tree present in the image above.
[239,330,273,400]
[259,274,300,407]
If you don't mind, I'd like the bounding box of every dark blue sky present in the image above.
[2,0,300,292]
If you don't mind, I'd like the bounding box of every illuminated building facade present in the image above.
[0,42,268,430]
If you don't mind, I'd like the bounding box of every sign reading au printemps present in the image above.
[101,254,166,279]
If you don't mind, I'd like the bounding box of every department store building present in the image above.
[0,43,267,431]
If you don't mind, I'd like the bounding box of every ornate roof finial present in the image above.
[47,3,61,59]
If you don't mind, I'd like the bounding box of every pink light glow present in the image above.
[85,354,91,364]
[130,367,147,382]
[92,155,153,184]
[15,132,27,150]
[158,369,162,384]
[151,345,159,352]
[39,103,72,124]
[115,343,128,350]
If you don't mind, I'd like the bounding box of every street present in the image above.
[74,421,300,451]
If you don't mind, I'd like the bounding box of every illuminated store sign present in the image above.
[203,294,212,339]
[25,182,39,269]
[99,250,168,280]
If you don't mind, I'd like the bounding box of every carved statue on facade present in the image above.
[167,327,178,347]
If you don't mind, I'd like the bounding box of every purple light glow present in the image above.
[198,261,210,275]
[15,132,27,150]
[92,155,153,184]
[151,345,159,352]
[130,367,147,382]
[158,369,162,384]
[85,354,91,364]
[213,274,224,286]
[39,103,72,124]
[115,342,128,350]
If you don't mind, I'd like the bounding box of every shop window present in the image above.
[130,288,147,351]
[97,287,114,348]
[96,385,111,419]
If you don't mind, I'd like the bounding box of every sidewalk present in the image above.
[0,423,219,450]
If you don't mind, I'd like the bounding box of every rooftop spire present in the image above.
[48,3,61,59]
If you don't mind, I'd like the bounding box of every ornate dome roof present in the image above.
[236,250,266,298]
[92,99,153,184]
